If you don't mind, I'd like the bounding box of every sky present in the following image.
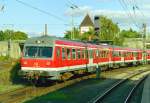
[0,0,150,37]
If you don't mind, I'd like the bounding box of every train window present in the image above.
[67,48,71,59]
[100,50,105,58]
[133,52,138,57]
[119,52,121,57]
[77,49,81,59]
[113,51,119,57]
[62,48,66,59]
[99,50,102,58]
[90,50,93,58]
[103,51,105,58]
[85,50,89,59]
[96,49,99,57]
[72,48,76,59]
[82,49,85,59]
[103,51,106,58]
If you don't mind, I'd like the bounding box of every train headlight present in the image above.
[36,40,41,44]
[23,61,27,65]
[46,62,51,66]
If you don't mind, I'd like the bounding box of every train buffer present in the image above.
[141,74,150,103]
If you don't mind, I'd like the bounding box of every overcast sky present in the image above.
[0,0,150,37]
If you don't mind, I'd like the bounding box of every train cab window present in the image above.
[72,49,76,59]
[25,46,38,57]
[62,48,66,59]
[38,47,53,58]
[67,48,71,59]
[25,46,53,58]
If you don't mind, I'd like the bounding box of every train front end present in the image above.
[19,36,56,81]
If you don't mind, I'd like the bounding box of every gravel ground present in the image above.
[25,65,149,103]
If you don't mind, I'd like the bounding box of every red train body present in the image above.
[19,36,149,81]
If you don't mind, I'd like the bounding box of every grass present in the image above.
[0,59,25,93]
[0,85,23,94]
[0,56,9,61]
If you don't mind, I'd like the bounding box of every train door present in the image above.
[87,48,94,72]
[89,49,93,67]
[121,51,124,61]
[133,52,136,61]
[55,46,62,67]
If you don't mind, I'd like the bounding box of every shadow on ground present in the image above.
[9,62,31,86]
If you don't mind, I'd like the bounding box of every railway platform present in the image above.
[141,74,150,103]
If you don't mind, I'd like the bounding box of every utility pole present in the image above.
[44,24,48,36]
[70,6,75,40]
[70,5,78,40]
[143,23,146,64]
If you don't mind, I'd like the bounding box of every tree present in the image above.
[64,16,124,45]
[120,28,141,38]
[0,31,4,41]
[12,31,28,40]
[64,28,80,40]
[99,16,120,41]
[81,28,96,41]
[0,29,28,41]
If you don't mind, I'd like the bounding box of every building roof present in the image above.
[80,14,94,27]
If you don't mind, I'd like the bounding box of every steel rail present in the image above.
[0,74,95,103]
[124,74,149,103]
[92,69,150,103]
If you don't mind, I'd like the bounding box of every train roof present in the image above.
[25,36,142,51]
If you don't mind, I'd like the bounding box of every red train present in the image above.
[19,36,150,81]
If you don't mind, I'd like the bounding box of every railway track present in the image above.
[0,74,95,103]
[0,66,149,103]
[124,74,148,103]
[91,70,150,103]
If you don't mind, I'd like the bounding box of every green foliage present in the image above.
[98,16,120,41]
[81,28,96,41]
[64,28,80,40]
[0,29,28,41]
[120,28,141,38]
[64,16,143,46]
[0,56,9,61]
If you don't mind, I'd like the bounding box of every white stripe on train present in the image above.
[21,59,145,72]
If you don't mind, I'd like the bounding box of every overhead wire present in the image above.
[118,0,140,29]
[66,0,79,8]
[15,0,66,23]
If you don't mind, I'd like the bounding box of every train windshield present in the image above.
[24,46,53,58]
